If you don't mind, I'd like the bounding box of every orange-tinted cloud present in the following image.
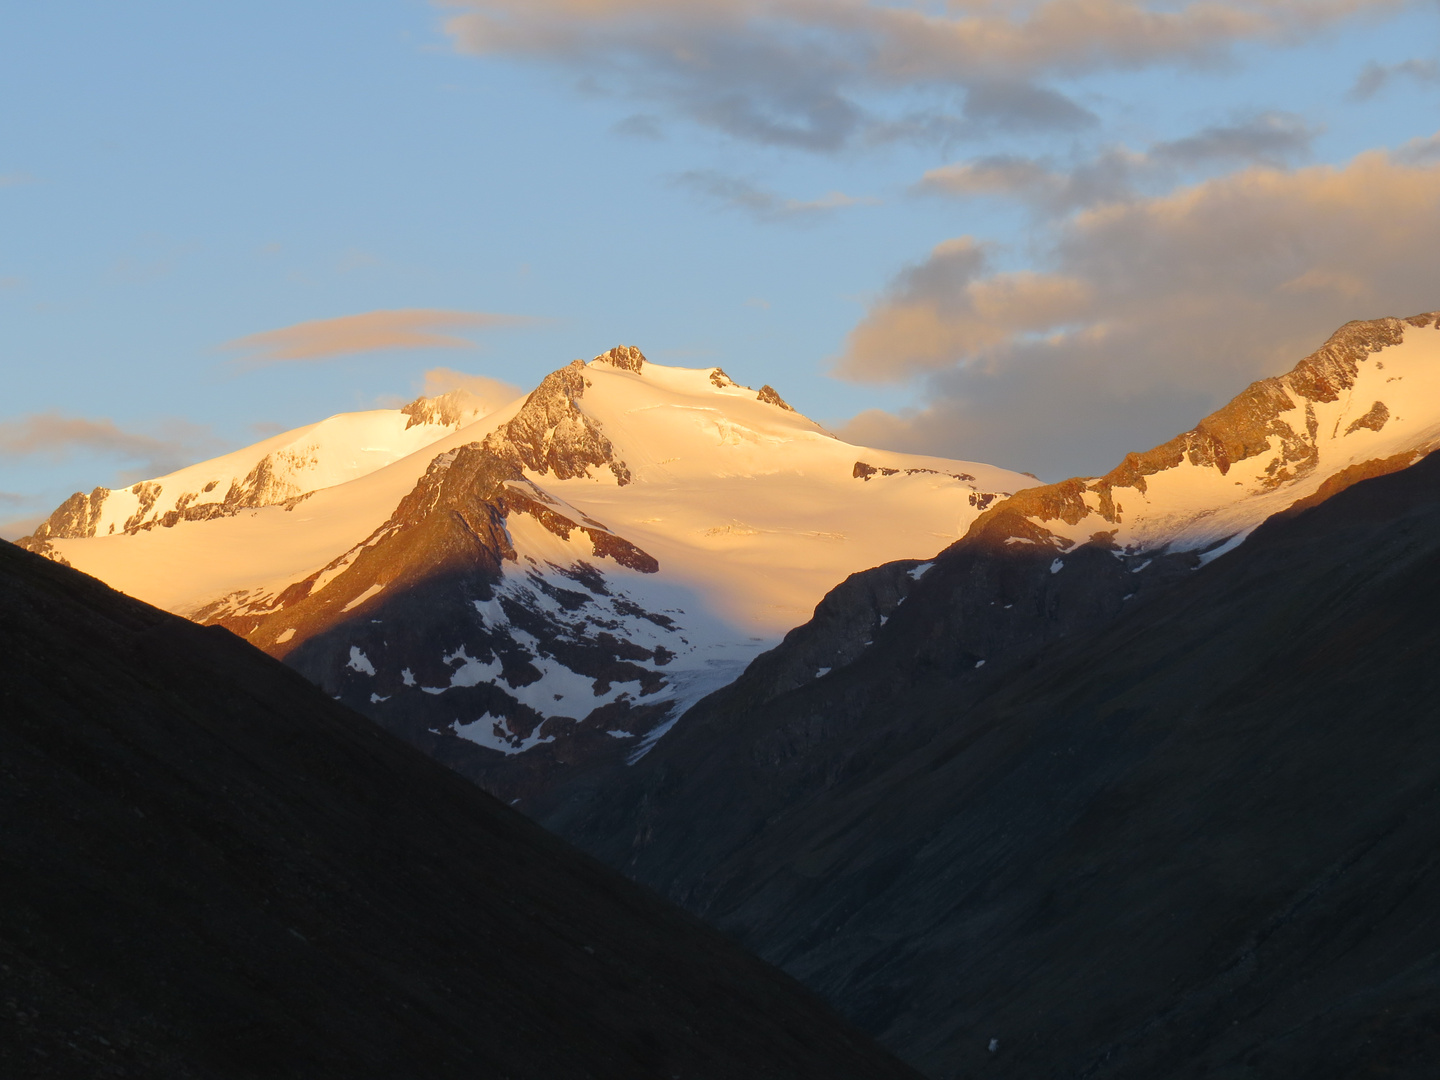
[836,144,1440,477]
[0,413,217,477]
[222,309,534,366]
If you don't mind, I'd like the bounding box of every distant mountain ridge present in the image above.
[21,346,1033,802]
[21,388,489,555]
[987,313,1440,559]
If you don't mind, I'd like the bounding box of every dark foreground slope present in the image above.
[545,448,1440,1076]
[0,540,917,1080]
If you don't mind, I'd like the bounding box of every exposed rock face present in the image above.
[186,442,690,804]
[482,357,634,486]
[1345,400,1389,434]
[400,388,483,430]
[593,344,646,373]
[19,486,108,550]
[756,384,794,411]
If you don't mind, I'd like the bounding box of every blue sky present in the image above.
[3,1,1438,536]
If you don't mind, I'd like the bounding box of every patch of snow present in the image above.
[347,646,375,676]
[974,659,986,668]
[1196,530,1252,567]
[401,668,415,686]
[341,582,386,612]
[907,561,934,580]
[1050,558,1064,574]
[276,628,296,644]
[451,714,555,756]
[815,666,832,678]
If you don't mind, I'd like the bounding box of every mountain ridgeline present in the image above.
[532,313,1440,1077]
[21,345,1031,805]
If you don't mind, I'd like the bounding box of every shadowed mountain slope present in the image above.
[540,375,1440,1075]
[0,540,918,1080]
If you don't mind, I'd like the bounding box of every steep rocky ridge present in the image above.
[480,349,636,485]
[981,313,1440,557]
[200,443,695,803]
[0,538,918,1080]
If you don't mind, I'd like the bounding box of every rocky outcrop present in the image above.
[482,357,634,485]
[756,385,794,411]
[17,486,109,548]
[1345,400,1390,435]
[400,388,483,430]
[592,344,646,374]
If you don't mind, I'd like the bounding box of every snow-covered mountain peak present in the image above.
[20,399,491,554]
[973,312,1440,561]
[23,344,1039,802]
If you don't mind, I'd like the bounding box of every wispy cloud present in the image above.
[1350,57,1439,100]
[838,144,1440,478]
[915,112,1318,212]
[0,172,37,188]
[0,413,218,478]
[436,0,1403,149]
[220,309,536,367]
[674,169,878,221]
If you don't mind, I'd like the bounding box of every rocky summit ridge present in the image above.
[984,313,1440,559]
